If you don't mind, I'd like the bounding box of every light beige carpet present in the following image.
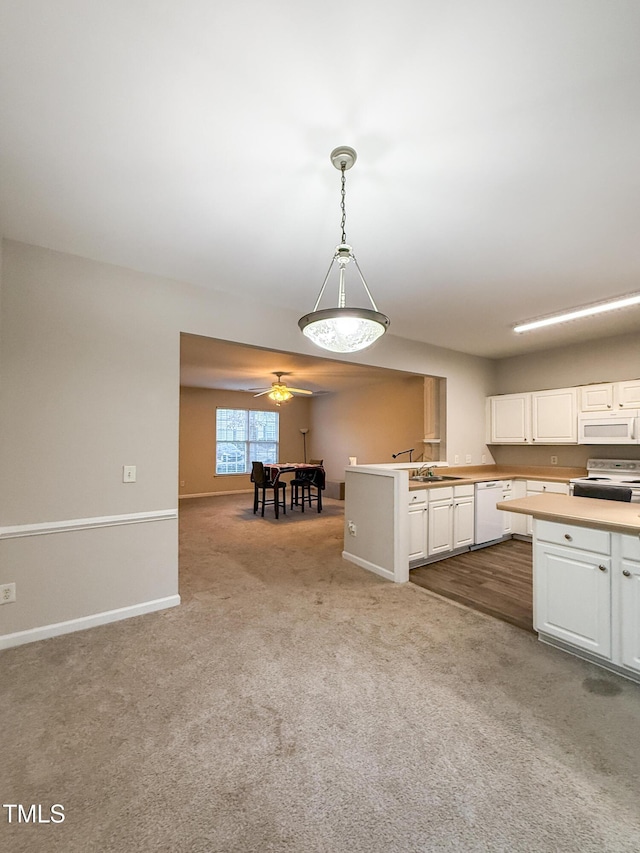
[2,494,640,852]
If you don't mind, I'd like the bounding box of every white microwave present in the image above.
[578,411,640,444]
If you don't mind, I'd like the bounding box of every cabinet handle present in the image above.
[607,404,611,408]
[598,565,607,572]
[623,570,631,577]
[564,533,572,541]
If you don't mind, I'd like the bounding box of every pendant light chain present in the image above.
[297,145,390,353]
[340,164,347,245]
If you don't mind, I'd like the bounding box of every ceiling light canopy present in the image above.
[514,292,640,333]
[298,147,390,353]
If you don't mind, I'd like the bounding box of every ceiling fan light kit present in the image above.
[253,372,313,406]
[298,147,390,354]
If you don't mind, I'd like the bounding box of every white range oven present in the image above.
[570,458,640,503]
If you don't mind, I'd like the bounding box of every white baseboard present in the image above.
[342,550,397,583]
[0,594,181,650]
[179,490,253,499]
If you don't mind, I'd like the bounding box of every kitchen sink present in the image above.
[410,475,464,482]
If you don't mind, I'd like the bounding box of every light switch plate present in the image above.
[123,465,136,483]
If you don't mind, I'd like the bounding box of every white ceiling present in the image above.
[2,1,640,360]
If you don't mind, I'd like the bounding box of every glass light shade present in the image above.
[268,385,293,403]
[298,308,390,353]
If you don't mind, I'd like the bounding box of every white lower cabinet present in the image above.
[428,485,474,557]
[428,488,454,555]
[534,521,611,658]
[408,489,428,561]
[454,493,475,548]
[409,485,474,563]
[525,480,569,535]
[620,536,640,674]
[535,521,640,679]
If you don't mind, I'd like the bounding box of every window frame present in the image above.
[215,407,279,476]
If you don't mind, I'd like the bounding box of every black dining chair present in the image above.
[291,463,325,513]
[252,461,287,518]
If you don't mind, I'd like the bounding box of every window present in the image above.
[215,408,279,475]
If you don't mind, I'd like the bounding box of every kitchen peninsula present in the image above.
[497,493,640,683]
[342,462,585,584]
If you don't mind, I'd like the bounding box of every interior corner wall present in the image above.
[179,387,312,496]
[0,239,495,646]
[310,376,425,481]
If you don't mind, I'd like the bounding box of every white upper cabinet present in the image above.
[531,387,577,443]
[580,379,640,412]
[487,393,531,443]
[487,388,577,444]
[580,383,614,412]
[617,379,640,410]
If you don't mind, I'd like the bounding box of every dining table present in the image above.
[262,462,325,487]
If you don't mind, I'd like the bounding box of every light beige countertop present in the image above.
[497,493,640,535]
[408,465,586,491]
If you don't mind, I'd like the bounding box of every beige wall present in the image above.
[495,332,640,394]
[0,238,495,644]
[179,387,311,496]
[311,376,425,481]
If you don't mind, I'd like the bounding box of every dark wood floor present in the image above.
[410,539,534,632]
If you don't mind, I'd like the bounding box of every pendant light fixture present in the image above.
[298,147,390,353]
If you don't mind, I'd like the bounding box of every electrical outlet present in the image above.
[465,455,472,464]
[0,583,16,604]
[454,455,459,464]
[180,480,185,487]
[348,521,357,536]
[551,456,558,465]
[481,454,487,464]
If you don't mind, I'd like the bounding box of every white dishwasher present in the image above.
[474,481,509,546]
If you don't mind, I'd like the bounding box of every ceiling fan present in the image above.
[252,372,313,404]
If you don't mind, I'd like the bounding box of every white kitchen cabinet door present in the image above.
[531,387,578,443]
[580,383,614,412]
[534,542,611,659]
[525,481,569,535]
[453,497,474,548]
[408,505,428,561]
[428,500,453,555]
[616,379,640,410]
[501,490,513,535]
[487,394,531,443]
[620,555,640,675]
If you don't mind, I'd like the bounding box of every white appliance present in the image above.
[578,411,639,444]
[474,480,509,545]
[570,458,640,503]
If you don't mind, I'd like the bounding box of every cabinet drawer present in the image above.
[526,480,569,494]
[453,484,474,498]
[428,486,453,502]
[536,520,611,555]
[408,489,428,505]
[621,534,640,562]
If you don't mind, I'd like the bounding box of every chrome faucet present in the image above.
[416,462,438,478]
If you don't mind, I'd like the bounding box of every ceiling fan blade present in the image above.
[253,389,271,397]
[287,387,313,395]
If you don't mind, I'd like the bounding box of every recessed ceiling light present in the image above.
[513,293,640,333]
